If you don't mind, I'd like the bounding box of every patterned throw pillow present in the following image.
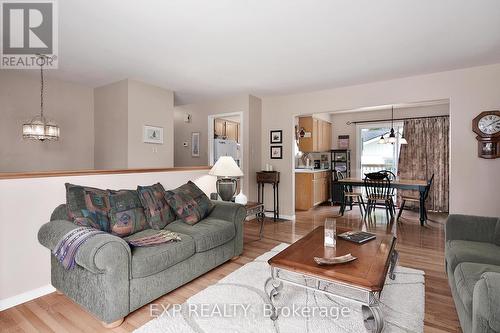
[108,190,149,237]
[164,181,215,225]
[137,183,176,229]
[65,183,111,231]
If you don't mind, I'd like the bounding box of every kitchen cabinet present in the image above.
[225,121,239,142]
[298,116,331,152]
[295,171,330,210]
[214,119,240,142]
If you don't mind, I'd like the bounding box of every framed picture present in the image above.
[338,135,350,149]
[143,125,163,144]
[270,130,282,144]
[191,132,200,157]
[270,146,282,159]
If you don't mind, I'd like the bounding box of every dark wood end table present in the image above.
[256,171,280,221]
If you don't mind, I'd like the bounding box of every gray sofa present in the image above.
[38,201,245,326]
[445,214,500,333]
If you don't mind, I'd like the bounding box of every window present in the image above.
[357,122,404,176]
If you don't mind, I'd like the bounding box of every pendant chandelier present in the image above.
[22,55,60,141]
[378,106,407,145]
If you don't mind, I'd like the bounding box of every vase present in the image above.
[234,190,248,205]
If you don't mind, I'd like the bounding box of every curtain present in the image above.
[397,117,449,212]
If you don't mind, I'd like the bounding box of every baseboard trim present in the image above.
[264,212,295,220]
[0,284,55,311]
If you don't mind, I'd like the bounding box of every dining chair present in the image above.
[379,170,397,214]
[337,171,366,217]
[397,174,435,221]
[363,173,394,221]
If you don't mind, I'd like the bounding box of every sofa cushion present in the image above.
[446,240,500,272]
[164,181,215,225]
[453,262,500,315]
[165,218,235,252]
[65,183,111,231]
[137,183,176,230]
[108,190,149,237]
[128,230,195,278]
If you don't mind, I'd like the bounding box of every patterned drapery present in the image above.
[397,117,449,212]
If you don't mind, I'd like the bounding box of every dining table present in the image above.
[336,177,429,226]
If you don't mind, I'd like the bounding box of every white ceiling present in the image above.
[50,0,500,104]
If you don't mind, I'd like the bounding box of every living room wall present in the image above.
[261,63,500,218]
[173,95,262,201]
[0,71,94,172]
[94,79,175,169]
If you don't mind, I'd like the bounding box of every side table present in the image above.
[244,201,265,240]
[256,171,280,221]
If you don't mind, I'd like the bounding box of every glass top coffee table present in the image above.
[265,226,398,333]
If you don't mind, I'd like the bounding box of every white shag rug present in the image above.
[135,244,425,333]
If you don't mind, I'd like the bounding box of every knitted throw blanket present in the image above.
[54,227,182,270]
[53,227,105,270]
[126,230,181,247]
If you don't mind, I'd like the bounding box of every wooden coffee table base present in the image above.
[264,249,399,333]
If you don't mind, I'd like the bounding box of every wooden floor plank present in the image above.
[0,206,460,332]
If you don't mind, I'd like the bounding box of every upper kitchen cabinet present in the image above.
[298,116,332,152]
[214,118,240,142]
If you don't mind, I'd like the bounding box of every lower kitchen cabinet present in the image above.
[295,171,330,210]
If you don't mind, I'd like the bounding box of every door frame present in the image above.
[355,121,404,176]
[208,111,244,167]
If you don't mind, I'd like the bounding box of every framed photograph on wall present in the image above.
[270,145,282,159]
[191,132,200,157]
[270,130,283,144]
[143,125,164,144]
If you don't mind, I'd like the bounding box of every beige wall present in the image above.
[248,95,262,201]
[94,79,174,169]
[127,80,174,168]
[330,103,450,177]
[174,95,262,201]
[0,71,94,172]
[94,80,128,169]
[261,63,500,218]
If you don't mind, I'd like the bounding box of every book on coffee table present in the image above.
[338,231,376,244]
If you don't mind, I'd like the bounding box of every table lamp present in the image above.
[209,156,244,201]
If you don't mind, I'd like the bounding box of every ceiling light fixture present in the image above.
[377,105,407,145]
[22,55,60,142]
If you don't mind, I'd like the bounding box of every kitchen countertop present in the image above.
[295,168,331,173]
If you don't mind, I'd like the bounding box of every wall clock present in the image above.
[472,110,500,159]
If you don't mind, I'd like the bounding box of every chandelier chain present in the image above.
[40,59,44,118]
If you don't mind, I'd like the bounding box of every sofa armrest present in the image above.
[473,272,500,333]
[38,219,131,275]
[445,214,497,243]
[208,201,246,224]
[208,201,246,256]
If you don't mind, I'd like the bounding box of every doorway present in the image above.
[207,112,243,167]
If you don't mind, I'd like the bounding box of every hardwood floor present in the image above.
[0,206,461,333]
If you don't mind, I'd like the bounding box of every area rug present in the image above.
[135,244,425,333]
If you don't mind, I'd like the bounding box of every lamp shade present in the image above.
[209,156,243,177]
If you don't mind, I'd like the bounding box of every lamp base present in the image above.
[216,178,237,201]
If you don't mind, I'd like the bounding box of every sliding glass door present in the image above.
[356,122,404,176]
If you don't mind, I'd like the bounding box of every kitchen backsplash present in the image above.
[296,152,331,169]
